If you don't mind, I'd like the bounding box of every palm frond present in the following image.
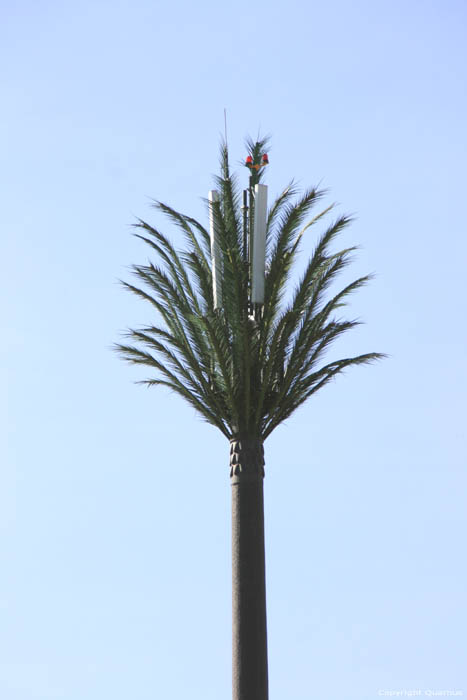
[117,138,384,441]
[262,352,385,438]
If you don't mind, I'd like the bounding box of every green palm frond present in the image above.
[116,139,385,440]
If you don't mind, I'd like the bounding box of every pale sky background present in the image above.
[1,1,466,699]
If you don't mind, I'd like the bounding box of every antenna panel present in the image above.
[208,190,221,309]
[251,184,268,304]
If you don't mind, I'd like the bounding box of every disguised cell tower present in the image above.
[209,149,269,313]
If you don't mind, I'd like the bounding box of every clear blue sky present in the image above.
[1,1,466,698]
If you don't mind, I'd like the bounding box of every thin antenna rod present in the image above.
[242,190,248,262]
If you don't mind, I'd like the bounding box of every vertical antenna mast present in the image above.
[242,190,248,262]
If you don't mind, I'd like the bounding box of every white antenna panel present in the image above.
[251,184,268,304]
[208,190,221,309]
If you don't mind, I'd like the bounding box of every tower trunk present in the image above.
[230,437,268,700]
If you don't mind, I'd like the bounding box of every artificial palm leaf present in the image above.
[116,139,384,440]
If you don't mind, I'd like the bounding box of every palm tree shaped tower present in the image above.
[117,137,383,700]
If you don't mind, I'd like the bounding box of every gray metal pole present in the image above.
[230,437,268,700]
